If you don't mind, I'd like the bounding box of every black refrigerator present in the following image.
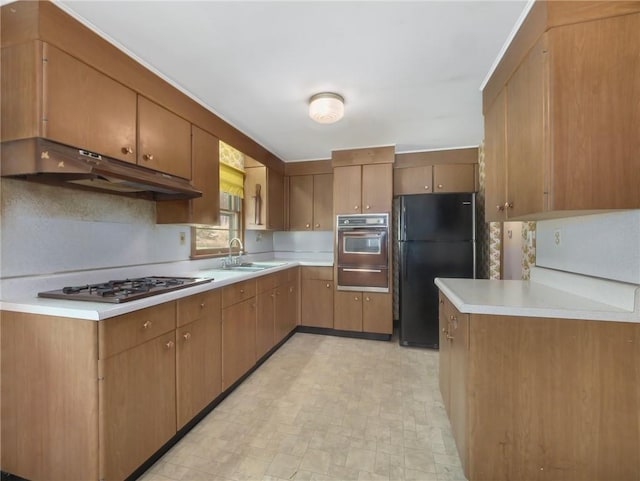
[397,193,475,348]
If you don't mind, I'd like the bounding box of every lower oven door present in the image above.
[337,266,389,292]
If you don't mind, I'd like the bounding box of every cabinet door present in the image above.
[313,173,334,230]
[176,312,222,429]
[433,164,476,193]
[506,35,548,218]
[256,289,275,359]
[289,175,314,230]
[393,166,433,195]
[138,96,191,179]
[334,291,363,332]
[222,298,256,390]
[43,43,137,163]
[449,307,469,471]
[273,284,291,343]
[300,279,334,328]
[438,294,451,414]
[333,165,362,214]
[362,292,392,334]
[191,126,220,225]
[483,88,508,222]
[267,168,285,230]
[101,332,176,481]
[156,126,220,225]
[362,163,392,213]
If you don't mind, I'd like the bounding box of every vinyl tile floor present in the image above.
[139,332,467,481]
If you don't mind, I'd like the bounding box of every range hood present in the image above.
[1,138,202,200]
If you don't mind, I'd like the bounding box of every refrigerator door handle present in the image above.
[401,205,407,241]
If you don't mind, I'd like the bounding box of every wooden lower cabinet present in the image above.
[256,288,276,359]
[275,281,298,342]
[300,267,334,328]
[222,297,257,390]
[101,331,177,481]
[176,290,222,429]
[334,291,392,334]
[438,291,640,481]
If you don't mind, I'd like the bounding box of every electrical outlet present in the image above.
[554,229,561,246]
[179,232,186,245]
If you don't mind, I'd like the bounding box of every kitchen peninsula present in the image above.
[435,267,640,481]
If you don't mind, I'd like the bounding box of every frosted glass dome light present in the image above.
[309,93,345,124]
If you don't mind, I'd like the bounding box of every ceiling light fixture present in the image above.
[309,92,345,124]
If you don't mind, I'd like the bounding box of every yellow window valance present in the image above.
[220,163,245,198]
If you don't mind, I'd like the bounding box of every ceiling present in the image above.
[55,0,529,162]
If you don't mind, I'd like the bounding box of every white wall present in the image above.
[536,210,640,285]
[0,179,190,278]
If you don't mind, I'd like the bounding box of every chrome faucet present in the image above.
[224,237,244,268]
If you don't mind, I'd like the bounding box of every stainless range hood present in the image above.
[1,138,202,200]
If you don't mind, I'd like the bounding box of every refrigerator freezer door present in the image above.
[399,240,474,348]
[401,194,474,242]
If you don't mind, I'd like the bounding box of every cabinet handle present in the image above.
[306,223,311,229]
[142,153,154,161]
[365,296,370,302]
[276,290,281,296]
[496,204,505,212]
[365,205,370,210]
[143,320,152,329]
[504,202,513,209]
[315,223,320,228]
[271,293,275,298]
[240,289,245,294]
[326,283,331,288]
[289,287,294,293]
[439,299,444,305]
[183,332,191,341]
[200,303,205,308]
[354,296,359,301]
[424,186,430,190]
[450,315,456,321]
[354,205,359,210]
[447,333,454,341]
[165,340,174,349]
[437,184,444,189]
[121,146,133,154]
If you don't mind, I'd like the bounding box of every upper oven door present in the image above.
[338,229,388,267]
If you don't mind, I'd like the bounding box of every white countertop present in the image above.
[436,267,640,323]
[0,258,333,321]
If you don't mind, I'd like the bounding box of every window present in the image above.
[192,192,243,257]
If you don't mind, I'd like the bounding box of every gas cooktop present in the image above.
[38,276,213,303]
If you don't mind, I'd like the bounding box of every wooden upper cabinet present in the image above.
[483,88,507,222]
[483,9,640,219]
[505,34,548,219]
[333,165,362,214]
[156,125,220,225]
[245,165,284,230]
[289,175,314,230]
[433,164,476,193]
[394,166,433,195]
[362,163,393,213]
[334,163,392,215]
[42,43,137,163]
[138,96,192,180]
[288,173,333,231]
[313,173,334,230]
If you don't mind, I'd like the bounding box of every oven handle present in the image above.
[342,268,383,273]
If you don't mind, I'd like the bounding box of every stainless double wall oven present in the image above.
[336,213,390,292]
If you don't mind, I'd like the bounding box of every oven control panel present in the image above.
[337,213,388,228]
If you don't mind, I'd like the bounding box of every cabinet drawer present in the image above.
[222,279,257,308]
[99,301,176,359]
[177,289,221,327]
[301,266,333,281]
[257,271,287,293]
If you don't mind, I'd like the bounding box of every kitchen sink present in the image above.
[220,261,287,272]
